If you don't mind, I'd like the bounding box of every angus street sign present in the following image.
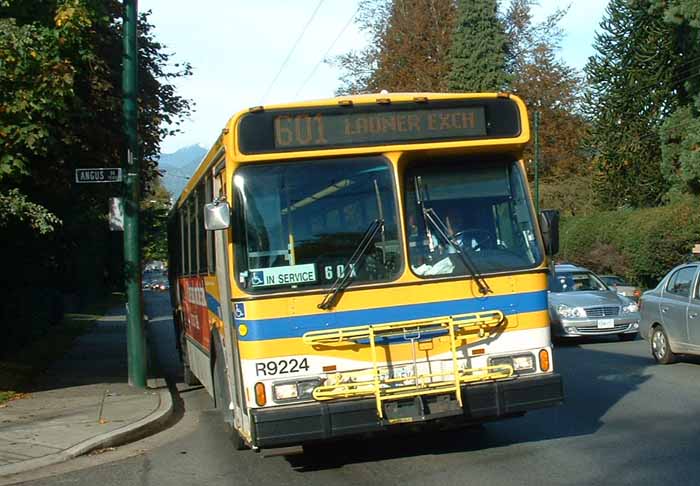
[75,168,123,183]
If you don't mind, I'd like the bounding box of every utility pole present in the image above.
[123,0,146,388]
[534,111,541,214]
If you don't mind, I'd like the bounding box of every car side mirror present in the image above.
[203,200,231,230]
[539,209,560,256]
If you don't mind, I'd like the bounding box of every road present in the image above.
[9,291,700,486]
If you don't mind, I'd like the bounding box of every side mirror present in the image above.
[539,209,560,256]
[203,200,231,230]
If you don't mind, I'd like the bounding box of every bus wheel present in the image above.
[213,337,247,451]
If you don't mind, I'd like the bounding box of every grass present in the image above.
[0,292,124,405]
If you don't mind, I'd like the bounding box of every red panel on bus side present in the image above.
[180,276,211,352]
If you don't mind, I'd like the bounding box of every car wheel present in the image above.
[651,326,676,364]
[618,333,637,342]
[212,337,247,451]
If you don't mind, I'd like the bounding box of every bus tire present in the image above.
[212,335,248,451]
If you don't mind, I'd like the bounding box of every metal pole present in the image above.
[123,0,146,388]
[533,111,541,214]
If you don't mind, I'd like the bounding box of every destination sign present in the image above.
[75,168,122,183]
[237,98,521,154]
[273,107,486,149]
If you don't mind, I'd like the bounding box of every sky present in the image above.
[139,0,610,154]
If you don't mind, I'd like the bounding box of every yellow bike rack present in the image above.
[302,310,513,419]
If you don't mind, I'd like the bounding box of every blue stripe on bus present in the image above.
[236,290,547,341]
[205,292,222,320]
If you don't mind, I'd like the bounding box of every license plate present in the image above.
[597,319,615,329]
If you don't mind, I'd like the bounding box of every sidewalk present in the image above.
[0,305,173,478]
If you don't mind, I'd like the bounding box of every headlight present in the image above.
[512,354,535,371]
[272,379,321,402]
[622,302,639,313]
[272,383,298,401]
[489,354,535,373]
[557,304,586,318]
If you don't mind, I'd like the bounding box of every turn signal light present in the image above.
[254,382,267,406]
[539,349,550,372]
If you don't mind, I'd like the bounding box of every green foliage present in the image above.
[333,0,391,95]
[447,0,509,92]
[659,106,700,194]
[0,189,60,234]
[0,1,191,350]
[584,0,700,206]
[141,177,171,262]
[537,174,595,217]
[560,197,700,288]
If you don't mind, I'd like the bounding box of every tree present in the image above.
[334,0,456,95]
[0,0,191,343]
[651,1,700,196]
[141,177,171,262]
[334,0,391,95]
[447,0,509,92]
[503,0,586,178]
[584,0,684,208]
[373,0,456,92]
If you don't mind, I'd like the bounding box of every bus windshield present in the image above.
[405,158,542,277]
[233,157,401,292]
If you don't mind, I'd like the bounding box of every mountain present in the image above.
[157,144,207,198]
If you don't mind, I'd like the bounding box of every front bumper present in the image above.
[553,317,640,337]
[250,373,563,448]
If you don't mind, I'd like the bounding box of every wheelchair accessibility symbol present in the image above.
[234,303,246,319]
[251,271,265,286]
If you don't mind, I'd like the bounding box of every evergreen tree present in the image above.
[651,1,700,196]
[447,0,509,92]
[334,0,455,95]
[504,0,586,179]
[374,0,456,92]
[584,0,683,207]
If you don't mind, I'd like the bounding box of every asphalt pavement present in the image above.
[4,293,700,486]
[0,298,174,480]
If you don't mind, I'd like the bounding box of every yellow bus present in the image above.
[167,92,563,452]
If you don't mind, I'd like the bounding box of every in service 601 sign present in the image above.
[75,168,122,183]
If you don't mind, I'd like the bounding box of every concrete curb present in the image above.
[0,378,173,478]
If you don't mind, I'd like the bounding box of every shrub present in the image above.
[559,196,700,288]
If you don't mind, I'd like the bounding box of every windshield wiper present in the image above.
[414,177,491,295]
[318,219,385,310]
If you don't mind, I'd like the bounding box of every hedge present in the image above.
[558,197,700,289]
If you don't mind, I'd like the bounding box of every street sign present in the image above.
[75,168,122,183]
[693,243,700,255]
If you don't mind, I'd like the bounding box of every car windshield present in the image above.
[404,157,543,277]
[601,275,627,286]
[233,157,401,292]
[551,271,608,292]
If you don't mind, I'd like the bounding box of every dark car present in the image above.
[640,262,700,364]
[548,264,640,340]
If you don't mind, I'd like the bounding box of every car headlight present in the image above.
[556,304,586,318]
[622,302,639,313]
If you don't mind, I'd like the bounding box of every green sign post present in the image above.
[123,0,146,388]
